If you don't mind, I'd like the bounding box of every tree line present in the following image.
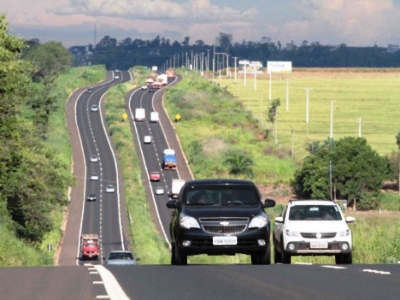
[70,34,400,70]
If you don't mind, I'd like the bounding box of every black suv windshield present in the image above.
[184,186,259,206]
[289,205,342,221]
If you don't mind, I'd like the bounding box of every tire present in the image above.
[336,253,352,265]
[251,246,271,265]
[335,254,342,265]
[174,244,187,265]
[171,243,176,265]
[274,245,282,264]
[281,239,291,264]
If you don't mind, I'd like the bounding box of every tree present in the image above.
[0,14,73,243]
[182,36,190,47]
[291,137,390,209]
[267,99,280,123]
[223,150,254,178]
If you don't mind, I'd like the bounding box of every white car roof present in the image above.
[289,200,337,206]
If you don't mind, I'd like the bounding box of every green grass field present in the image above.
[213,69,400,160]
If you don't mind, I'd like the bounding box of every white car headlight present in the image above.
[249,214,267,229]
[285,229,300,237]
[337,229,350,237]
[179,213,200,229]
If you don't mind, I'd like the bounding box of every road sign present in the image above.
[175,114,181,122]
[122,113,128,121]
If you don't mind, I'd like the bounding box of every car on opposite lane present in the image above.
[90,173,99,181]
[104,250,140,265]
[87,193,96,201]
[91,104,99,112]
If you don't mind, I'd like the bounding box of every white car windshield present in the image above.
[288,205,342,221]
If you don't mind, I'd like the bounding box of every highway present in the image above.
[59,70,132,266]
[125,77,193,245]
[1,73,400,300]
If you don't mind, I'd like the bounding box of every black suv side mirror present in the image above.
[264,199,276,208]
[166,200,180,209]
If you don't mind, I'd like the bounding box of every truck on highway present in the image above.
[81,234,99,260]
[135,108,145,121]
[150,112,159,123]
[170,179,185,199]
[163,149,177,170]
[157,74,168,86]
[166,69,175,83]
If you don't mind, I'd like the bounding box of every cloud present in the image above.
[281,0,400,45]
[51,0,258,24]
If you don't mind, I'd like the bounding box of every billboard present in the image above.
[239,60,263,74]
[267,61,292,73]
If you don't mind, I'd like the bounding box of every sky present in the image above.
[3,0,400,48]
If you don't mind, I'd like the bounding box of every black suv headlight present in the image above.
[249,213,268,229]
[179,213,200,229]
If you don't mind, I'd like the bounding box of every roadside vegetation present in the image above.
[162,70,400,264]
[0,14,106,265]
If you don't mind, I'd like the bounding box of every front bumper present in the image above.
[176,227,270,256]
[284,241,352,255]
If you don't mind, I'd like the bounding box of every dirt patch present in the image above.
[258,184,297,205]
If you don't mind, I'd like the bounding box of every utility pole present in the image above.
[330,100,334,139]
[233,56,238,82]
[329,160,333,200]
[286,78,289,111]
[291,128,294,159]
[305,88,311,123]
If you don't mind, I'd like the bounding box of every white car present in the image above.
[105,184,115,193]
[91,104,98,112]
[105,250,140,266]
[90,155,99,162]
[273,200,355,265]
[141,85,148,90]
[155,187,165,195]
[144,135,152,144]
[90,173,99,181]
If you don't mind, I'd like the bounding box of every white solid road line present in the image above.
[94,265,130,300]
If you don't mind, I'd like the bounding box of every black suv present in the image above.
[166,179,276,265]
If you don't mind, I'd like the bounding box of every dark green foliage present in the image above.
[22,41,73,139]
[267,98,280,123]
[292,137,391,209]
[223,150,254,178]
[0,15,73,243]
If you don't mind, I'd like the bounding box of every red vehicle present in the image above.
[150,171,161,181]
[81,234,99,260]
